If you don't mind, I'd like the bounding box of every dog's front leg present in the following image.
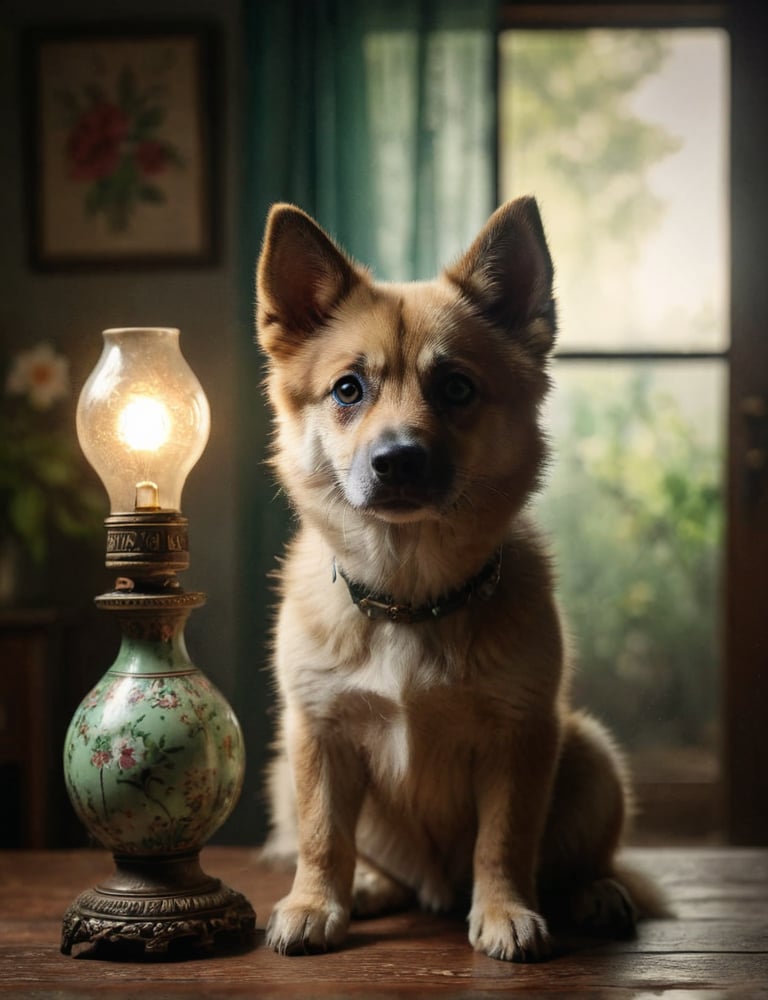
[468,716,559,962]
[266,707,365,955]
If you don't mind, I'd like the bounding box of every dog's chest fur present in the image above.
[278,547,556,832]
[334,628,477,789]
[297,625,484,875]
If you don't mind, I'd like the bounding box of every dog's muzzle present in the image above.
[345,430,454,512]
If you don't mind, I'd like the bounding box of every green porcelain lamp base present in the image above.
[61,546,255,959]
[61,851,255,955]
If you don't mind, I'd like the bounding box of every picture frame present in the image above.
[24,25,218,270]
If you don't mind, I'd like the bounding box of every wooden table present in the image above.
[1,847,766,997]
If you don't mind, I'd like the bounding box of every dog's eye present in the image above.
[332,375,364,406]
[440,373,476,406]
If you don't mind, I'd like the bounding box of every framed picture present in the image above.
[24,25,218,269]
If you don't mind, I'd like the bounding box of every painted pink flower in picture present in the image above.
[59,67,185,233]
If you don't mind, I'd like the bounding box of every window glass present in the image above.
[499,30,729,352]
[500,29,729,823]
[540,362,723,780]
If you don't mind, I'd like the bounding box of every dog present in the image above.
[255,197,663,962]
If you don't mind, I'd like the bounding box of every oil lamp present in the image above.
[61,328,254,956]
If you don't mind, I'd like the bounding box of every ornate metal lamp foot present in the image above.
[61,851,255,955]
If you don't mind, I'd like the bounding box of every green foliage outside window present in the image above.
[538,367,722,754]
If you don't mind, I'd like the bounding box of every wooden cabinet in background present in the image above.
[0,609,110,847]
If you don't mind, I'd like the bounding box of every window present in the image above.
[499,26,729,841]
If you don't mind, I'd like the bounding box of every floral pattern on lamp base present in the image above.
[65,670,243,855]
[60,592,255,956]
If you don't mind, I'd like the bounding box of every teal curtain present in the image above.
[232,0,498,842]
[239,0,497,280]
[363,1,497,278]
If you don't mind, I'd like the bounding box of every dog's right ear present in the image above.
[256,204,360,357]
[445,197,556,357]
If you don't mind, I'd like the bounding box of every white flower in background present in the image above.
[5,342,70,410]
[1,341,102,567]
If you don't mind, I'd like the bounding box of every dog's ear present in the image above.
[256,204,361,356]
[445,197,556,355]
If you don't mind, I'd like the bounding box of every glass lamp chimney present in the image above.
[76,328,210,514]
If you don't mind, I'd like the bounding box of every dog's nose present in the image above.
[370,436,429,485]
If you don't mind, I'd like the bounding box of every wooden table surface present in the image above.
[1,847,766,997]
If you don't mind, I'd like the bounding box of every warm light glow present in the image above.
[117,397,171,453]
[76,328,210,514]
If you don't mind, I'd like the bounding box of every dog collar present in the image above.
[335,548,502,624]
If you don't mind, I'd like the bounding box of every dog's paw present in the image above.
[265,895,349,955]
[352,862,412,918]
[417,872,455,914]
[468,902,551,963]
[569,877,638,939]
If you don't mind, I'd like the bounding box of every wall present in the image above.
[0,0,270,842]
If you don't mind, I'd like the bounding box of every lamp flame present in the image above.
[117,397,171,453]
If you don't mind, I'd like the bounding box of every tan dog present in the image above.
[256,198,661,962]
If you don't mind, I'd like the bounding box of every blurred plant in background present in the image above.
[1,342,103,566]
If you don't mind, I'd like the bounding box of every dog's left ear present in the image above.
[256,204,362,357]
[445,197,556,356]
